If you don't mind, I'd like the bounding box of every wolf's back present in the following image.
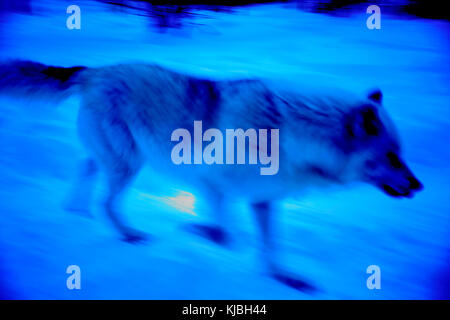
[0,60,86,102]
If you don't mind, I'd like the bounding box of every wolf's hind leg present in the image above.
[64,157,99,216]
[103,161,147,243]
[252,201,316,293]
[77,105,146,243]
[185,187,229,246]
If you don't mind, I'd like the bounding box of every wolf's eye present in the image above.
[344,105,382,140]
[386,151,403,169]
[361,107,379,136]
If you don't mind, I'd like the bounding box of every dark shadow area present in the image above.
[1,0,448,31]
[104,0,449,29]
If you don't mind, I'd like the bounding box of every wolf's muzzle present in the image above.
[379,174,423,198]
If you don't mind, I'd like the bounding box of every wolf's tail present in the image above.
[0,60,87,102]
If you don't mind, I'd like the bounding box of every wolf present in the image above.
[0,60,423,291]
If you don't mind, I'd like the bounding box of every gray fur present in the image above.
[0,60,423,291]
[0,60,85,102]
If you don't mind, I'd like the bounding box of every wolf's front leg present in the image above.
[252,201,316,292]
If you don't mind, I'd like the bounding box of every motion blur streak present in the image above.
[139,191,197,216]
[0,0,449,299]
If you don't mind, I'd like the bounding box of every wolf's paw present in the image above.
[272,272,316,293]
[120,228,149,244]
[185,224,229,246]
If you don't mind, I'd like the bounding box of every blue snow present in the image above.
[0,0,449,299]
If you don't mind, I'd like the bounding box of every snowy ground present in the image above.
[0,1,449,299]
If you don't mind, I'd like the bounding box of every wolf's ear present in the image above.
[368,89,383,104]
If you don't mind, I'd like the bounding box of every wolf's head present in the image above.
[280,87,423,198]
[339,89,423,198]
